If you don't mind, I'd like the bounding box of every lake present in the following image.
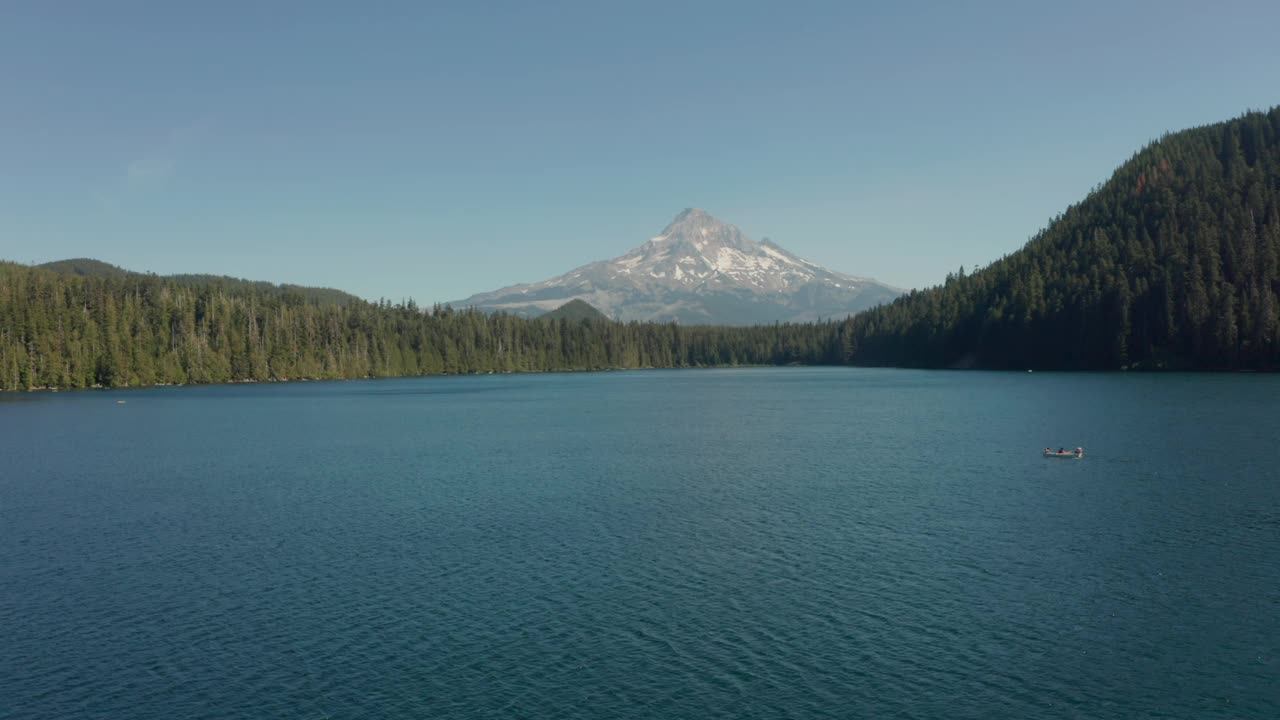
[1,368,1277,719]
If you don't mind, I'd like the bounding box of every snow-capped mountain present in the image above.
[454,208,902,325]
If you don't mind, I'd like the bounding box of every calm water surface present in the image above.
[1,368,1277,719]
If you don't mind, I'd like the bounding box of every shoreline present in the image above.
[0,363,788,395]
[3,362,1274,395]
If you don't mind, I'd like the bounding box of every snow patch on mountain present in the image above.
[454,208,903,325]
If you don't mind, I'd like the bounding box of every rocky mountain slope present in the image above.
[455,209,901,324]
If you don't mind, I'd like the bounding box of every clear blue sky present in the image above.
[2,1,1278,303]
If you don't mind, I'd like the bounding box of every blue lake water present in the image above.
[1,367,1277,719]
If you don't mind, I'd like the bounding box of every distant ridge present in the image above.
[37,258,130,278]
[37,258,361,306]
[541,299,609,322]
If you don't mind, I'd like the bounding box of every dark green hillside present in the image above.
[540,299,609,322]
[37,258,131,278]
[38,258,361,306]
[842,108,1280,370]
[165,274,362,306]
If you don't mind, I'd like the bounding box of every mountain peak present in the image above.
[652,207,754,252]
[659,207,722,233]
[671,207,711,221]
[455,209,902,324]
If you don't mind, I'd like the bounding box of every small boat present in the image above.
[1043,447,1083,459]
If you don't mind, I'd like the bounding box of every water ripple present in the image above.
[2,369,1278,719]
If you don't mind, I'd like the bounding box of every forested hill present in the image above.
[0,262,839,391]
[841,108,1280,370]
[37,258,131,278]
[37,258,362,307]
[540,299,609,322]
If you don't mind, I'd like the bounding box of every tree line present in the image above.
[0,264,843,391]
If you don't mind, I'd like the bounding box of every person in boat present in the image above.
[1058,447,1065,454]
